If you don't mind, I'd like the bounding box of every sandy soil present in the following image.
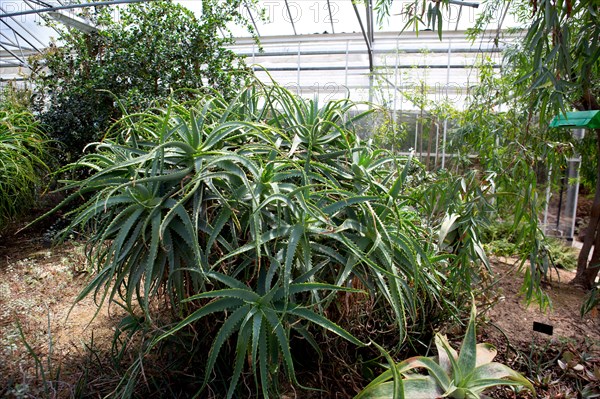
[1,234,599,398]
[0,234,125,398]
[484,257,599,346]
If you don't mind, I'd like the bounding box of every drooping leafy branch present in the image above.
[375,0,600,296]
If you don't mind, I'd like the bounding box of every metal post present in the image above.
[393,42,399,112]
[434,121,440,168]
[244,1,260,37]
[367,0,374,44]
[441,118,448,169]
[344,40,349,89]
[368,0,374,104]
[566,128,585,242]
[296,42,301,96]
[392,43,400,153]
[455,5,463,31]
[343,40,349,123]
[414,118,418,153]
[569,158,581,243]
[446,39,452,99]
[352,0,373,104]
[441,39,451,168]
[284,0,297,35]
[543,166,552,233]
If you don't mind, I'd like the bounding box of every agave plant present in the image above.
[0,88,51,227]
[356,302,535,398]
[44,81,478,396]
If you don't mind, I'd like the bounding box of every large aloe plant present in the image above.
[45,82,476,396]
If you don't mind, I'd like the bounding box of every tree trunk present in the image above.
[572,128,600,288]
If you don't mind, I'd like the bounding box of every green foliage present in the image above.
[369,110,408,153]
[480,0,600,288]
[482,220,520,257]
[355,302,535,398]
[43,82,486,396]
[375,0,451,38]
[484,238,520,258]
[467,0,600,118]
[576,134,598,191]
[31,0,253,162]
[516,0,600,115]
[581,286,600,317]
[443,57,567,308]
[0,85,51,227]
[375,0,600,294]
[483,219,577,271]
[158,279,365,398]
[544,238,578,271]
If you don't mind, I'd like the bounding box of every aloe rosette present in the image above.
[356,302,535,399]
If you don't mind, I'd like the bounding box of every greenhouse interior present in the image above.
[1,0,599,398]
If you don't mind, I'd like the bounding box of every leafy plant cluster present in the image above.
[482,220,577,271]
[0,85,51,228]
[47,81,494,397]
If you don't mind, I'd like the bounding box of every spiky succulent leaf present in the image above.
[466,362,536,395]
[435,333,458,377]
[456,300,478,381]
[357,301,534,399]
[475,343,497,367]
[356,375,444,399]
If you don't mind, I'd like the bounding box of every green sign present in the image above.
[549,110,600,129]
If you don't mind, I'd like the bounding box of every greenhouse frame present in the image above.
[1,0,580,240]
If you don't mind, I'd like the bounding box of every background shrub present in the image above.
[31,0,253,163]
[0,85,51,229]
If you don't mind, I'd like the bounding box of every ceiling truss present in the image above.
[1,0,478,83]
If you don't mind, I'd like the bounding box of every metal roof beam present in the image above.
[244,1,260,38]
[0,21,41,55]
[0,42,29,68]
[0,32,19,47]
[23,0,54,8]
[0,40,34,52]
[22,0,63,37]
[352,1,373,72]
[0,0,150,19]
[0,5,45,49]
[235,46,503,58]
[250,64,499,72]
[326,0,335,34]
[283,0,297,35]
